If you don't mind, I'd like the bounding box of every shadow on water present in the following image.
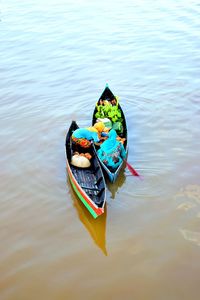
[106,165,126,199]
[67,177,107,256]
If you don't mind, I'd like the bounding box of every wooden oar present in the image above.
[124,160,143,179]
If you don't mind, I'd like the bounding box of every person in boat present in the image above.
[97,129,126,170]
[71,122,109,148]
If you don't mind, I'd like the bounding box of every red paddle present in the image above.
[124,160,143,179]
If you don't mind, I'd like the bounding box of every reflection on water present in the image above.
[175,185,200,247]
[67,178,107,256]
[180,229,200,247]
[106,165,126,199]
[175,185,200,208]
[176,185,200,201]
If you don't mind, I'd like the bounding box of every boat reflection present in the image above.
[106,166,126,199]
[67,178,107,256]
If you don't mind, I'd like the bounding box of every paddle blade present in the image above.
[125,160,140,177]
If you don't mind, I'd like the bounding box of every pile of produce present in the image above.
[95,98,123,133]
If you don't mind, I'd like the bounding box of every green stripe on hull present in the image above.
[69,176,98,219]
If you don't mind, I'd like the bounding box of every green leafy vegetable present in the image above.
[95,100,123,133]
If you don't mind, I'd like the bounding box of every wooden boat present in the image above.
[92,84,128,183]
[65,121,106,219]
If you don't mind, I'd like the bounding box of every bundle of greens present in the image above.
[95,98,123,133]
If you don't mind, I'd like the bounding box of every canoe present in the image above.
[92,84,128,183]
[65,120,106,218]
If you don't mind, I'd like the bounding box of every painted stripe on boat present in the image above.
[69,176,98,219]
[67,162,104,218]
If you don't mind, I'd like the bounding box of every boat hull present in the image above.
[65,121,106,218]
[67,162,104,218]
[92,85,128,183]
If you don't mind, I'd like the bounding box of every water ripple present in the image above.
[1,0,200,298]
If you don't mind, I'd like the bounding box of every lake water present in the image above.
[1,0,200,299]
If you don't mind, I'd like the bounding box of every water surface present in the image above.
[1,0,200,299]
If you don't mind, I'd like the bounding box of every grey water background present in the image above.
[1,0,200,299]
